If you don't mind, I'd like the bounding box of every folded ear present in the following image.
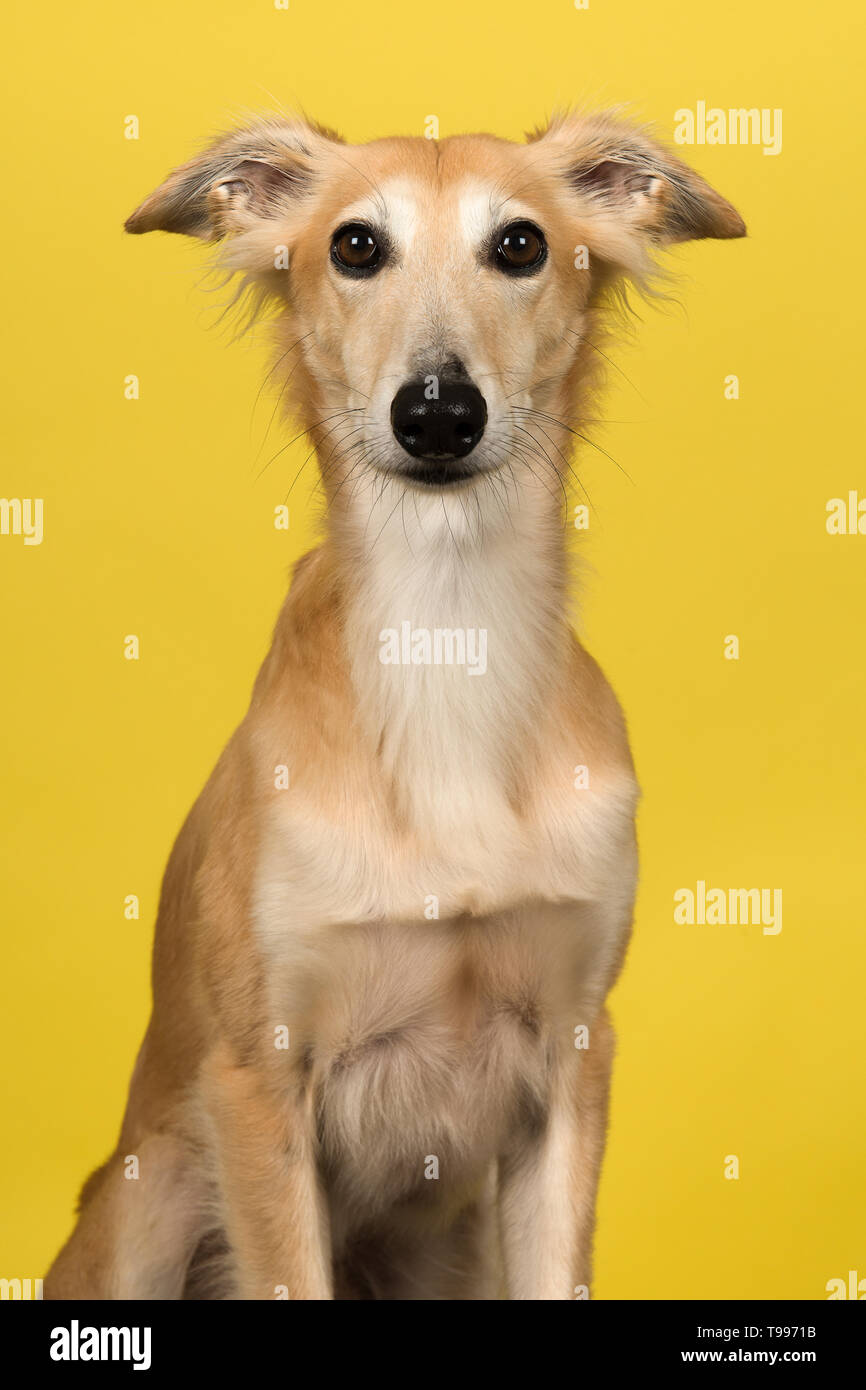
[533,109,745,246]
[125,118,340,240]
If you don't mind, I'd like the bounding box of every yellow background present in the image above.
[2,0,864,1298]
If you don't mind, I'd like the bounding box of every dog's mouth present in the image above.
[399,458,481,488]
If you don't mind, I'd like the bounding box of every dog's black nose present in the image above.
[390,380,487,459]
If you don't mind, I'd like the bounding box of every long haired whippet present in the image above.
[46,109,743,1300]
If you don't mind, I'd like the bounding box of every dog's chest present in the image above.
[287,905,610,1213]
[254,759,636,937]
[251,748,636,1206]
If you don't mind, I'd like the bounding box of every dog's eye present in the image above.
[495,222,547,273]
[331,224,382,274]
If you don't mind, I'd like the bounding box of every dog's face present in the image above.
[128,113,743,509]
[282,134,585,493]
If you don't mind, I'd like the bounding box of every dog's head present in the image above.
[127,111,743,512]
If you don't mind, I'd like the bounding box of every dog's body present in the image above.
[46,111,742,1300]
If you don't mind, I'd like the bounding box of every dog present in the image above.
[45,108,743,1300]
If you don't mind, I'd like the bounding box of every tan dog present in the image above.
[46,110,743,1300]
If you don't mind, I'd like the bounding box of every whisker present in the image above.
[511,406,634,485]
[256,409,362,484]
[564,327,647,403]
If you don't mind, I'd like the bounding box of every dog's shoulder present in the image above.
[560,631,637,785]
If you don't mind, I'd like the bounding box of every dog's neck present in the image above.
[327,478,571,845]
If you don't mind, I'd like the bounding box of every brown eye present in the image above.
[331,223,382,274]
[495,221,547,273]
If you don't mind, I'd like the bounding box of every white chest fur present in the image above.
[258,890,628,1223]
[251,776,636,1208]
[250,498,638,1221]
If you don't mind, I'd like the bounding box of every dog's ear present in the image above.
[125,118,339,240]
[531,110,745,248]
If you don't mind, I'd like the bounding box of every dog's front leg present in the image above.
[498,1008,615,1300]
[204,1043,333,1300]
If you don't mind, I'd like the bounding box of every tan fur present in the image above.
[46,109,743,1300]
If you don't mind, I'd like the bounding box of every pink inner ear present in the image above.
[574,160,657,202]
[231,158,308,200]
